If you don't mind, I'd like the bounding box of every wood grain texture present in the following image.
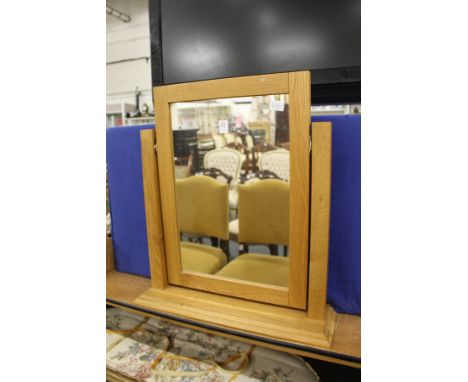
[135,285,333,348]
[308,122,333,320]
[154,86,183,285]
[324,305,338,344]
[330,314,361,360]
[106,235,114,272]
[166,72,289,103]
[287,71,311,309]
[106,270,151,303]
[153,72,312,309]
[106,271,360,367]
[155,82,290,306]
[140,129,168,289]
[176,270,289,306]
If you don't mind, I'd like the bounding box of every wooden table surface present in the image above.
[106,270,360,368]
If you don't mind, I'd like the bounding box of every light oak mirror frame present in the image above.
[142,71,333,324]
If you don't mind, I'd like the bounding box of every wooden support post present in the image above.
[308,122,332,319]
[140,129,168,289]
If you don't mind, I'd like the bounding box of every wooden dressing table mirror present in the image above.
[106,71,360,368]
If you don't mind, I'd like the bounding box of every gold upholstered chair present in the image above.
[228,178,288,254]
[216,253,289,287]
[175,176,229,274]
[216,179,290,287]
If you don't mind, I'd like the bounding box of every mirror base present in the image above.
[134,284,337,349]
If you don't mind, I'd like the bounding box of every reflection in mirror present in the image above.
[171,95,290,288]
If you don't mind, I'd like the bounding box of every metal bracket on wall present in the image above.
[106,5,131,23]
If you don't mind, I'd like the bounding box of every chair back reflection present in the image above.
[238,179,289,246]
[258,149,290,182]
[176,176,229,239]
[204,148,243,185]
[216,179,290,287]
[204,148,244,214]
[226,142,253,173]
[175,176,229,274]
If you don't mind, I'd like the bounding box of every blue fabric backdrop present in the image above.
[107,125,153,278]
[106,116,361,315]
[312,116,361,315]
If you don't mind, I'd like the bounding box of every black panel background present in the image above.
[149,0,361,103]
[148,0,163,86]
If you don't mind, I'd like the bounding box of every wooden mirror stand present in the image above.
[107,73,363,367]
[133,70,337,348]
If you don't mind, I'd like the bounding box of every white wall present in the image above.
[106,0,153,113]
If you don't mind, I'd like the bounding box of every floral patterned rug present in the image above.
[106,308,319,382]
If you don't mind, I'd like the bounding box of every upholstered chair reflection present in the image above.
[258,149,290,182]
[223,132,236,145]
[175,176,230,274]
[251,142,279,172]
[225,141,253,174]
[203,148,244,216]
[217,179,290,287]
[211,134,226,149]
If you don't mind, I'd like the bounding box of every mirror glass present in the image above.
[170,95,290,288]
